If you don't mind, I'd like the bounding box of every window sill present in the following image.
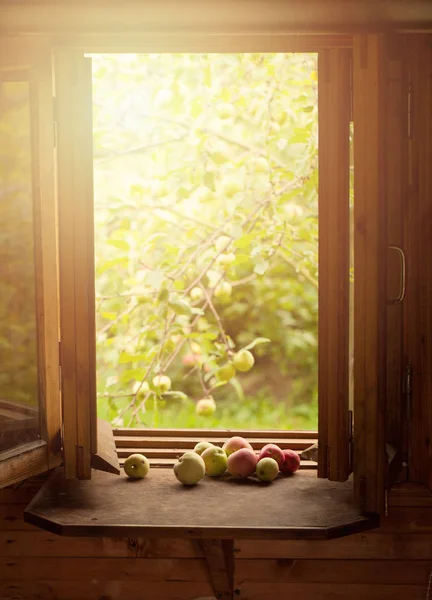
[24,468,378,540]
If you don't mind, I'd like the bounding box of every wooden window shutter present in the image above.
[0,39,62,488]
[352,34,388,514]
[55,51,119,479]
[317,48,351,482]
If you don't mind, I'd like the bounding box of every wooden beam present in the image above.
[0,1,432,36]
[199,539,233,600]
[318,47,351,482]
[352,34,387,514]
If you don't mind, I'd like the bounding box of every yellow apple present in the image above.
[174,452,206,485]
[233,349,255,372]
[124,454,150,479]
[201,446,228,476]
[152,374,171,393]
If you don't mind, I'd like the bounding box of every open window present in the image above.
[0,40,61,487]
[0,34,400,520]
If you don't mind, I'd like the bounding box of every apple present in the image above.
[216,252,236,267]
[194,441,215,455]
[280,449,301,474]
[132,380,150,397]
[190,342,202,355]
[201,446,228,477]
[216,363,236,382]
[190,287,204,302]
[256,457,279,482]
[215,235,232,253]
[123,454,150,479]
[214,281,232,299]
[152,374,171,393]
[221,178,243,198]
[223,436,253,457]
[182,353,199,367]
[258,443,285,467]
[233,349,255,372]
[255,157,269,172]
[196,397,216,417]
[192,185,213,203]
[227,448,257,478]
[174,452,206,485]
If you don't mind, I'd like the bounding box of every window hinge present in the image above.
[403,362,413,478]
[407,82,412,140]
[349,409,354,474]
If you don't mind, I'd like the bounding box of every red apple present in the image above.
[182,353,199,367]
[227,448,257,478]
[222,436,253,457]
[280,449,301,474]
[258,444,285,467]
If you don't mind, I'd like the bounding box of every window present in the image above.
[0,35,396,516]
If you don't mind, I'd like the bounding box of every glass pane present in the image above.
[0,80,40,456]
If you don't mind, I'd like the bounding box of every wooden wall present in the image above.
[1,476,432,600]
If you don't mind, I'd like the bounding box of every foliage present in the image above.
[0,81,38,405]
[92,53,318,429]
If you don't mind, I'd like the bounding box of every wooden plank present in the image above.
[379,507,432,533]
[199,540,233,600]
[317,47,351,481]
[24,469,375,539]
[236,583,426,600]
[0,504,39,532]
[384,39,406,478]
[114,436,315,451]
[235,532,432,559]
[0,444,49,490]
[352,34,387,514]
[405,35,432,489]
[91,418,120,475]
[56,51,96,479]
[1,1,432,36]
[114,429,317,439]
[0,581,215,600]
[0,532,203,558]
[0,557,210,582]
[32,48,62,468]
[235,558,432,584]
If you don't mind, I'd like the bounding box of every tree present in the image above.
[92,52,318,429]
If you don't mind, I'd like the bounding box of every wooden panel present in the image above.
[91,418,120,475]
[200,540,233,600]
[24,469,376,539]
[0,444,50,490]
[317,48,351,481]
[352,34,387,513]
[235,532,432,559]
[235,558,432,584]
[114,436,314,451]
[384,38,407,471]
[1,1,432,36]
[0,532,203,558]
[0,557,210,582]
[56,51,96,480]
[405,36,432,489]
[236,582,425,600]
[114,428,318,440]
[0,581,215,600]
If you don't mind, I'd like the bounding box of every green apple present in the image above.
[255,157,269,172]
[196,397,216,417]
[214,281,232,299]
[174,452,206,485]
[256,457,279,482]
[233,349,255,372]
[194,441,215,455]
[124,454,150,479]
[152,374,171,393]
[221,178,243,198]
[216,363,236,382]
[190,287,204,302]
[201,446,228,477]
[215,235,232,253]
[216,252,236,266]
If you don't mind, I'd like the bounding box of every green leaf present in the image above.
[229,377,244,402]
[146,270,164,290]
[168,298,192,316]
[97,257,128,275]
[107,239,130,251]
[243,337,271,351]
[254,260,269,275]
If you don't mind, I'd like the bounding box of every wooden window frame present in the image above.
[0,31,396,519]
[0,40,62,488]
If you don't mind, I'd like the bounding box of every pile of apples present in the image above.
[173,436,300,486]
